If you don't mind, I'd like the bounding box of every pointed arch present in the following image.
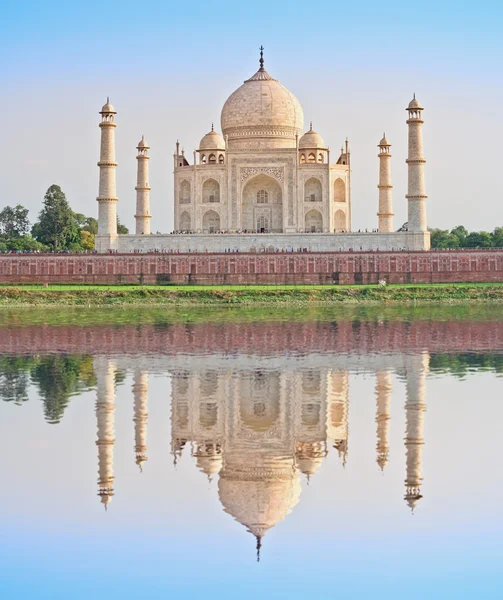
[179,180,191,204]
[202,178,220,203]
[305,209,323,232]
[305,177,322,203]
[202,210,220,233]
[179,211,191,231]
[334,178,346,203]
[334,209,346,232]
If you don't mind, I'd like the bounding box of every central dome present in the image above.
[221,61,304,150]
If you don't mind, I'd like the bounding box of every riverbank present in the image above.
[1,283,503,306]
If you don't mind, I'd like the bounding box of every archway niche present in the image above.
[305,209,323,233]
[202,209,220,233]
[305,177,322,203]
[334,178,346,203]
[179,180,191,204]
[202,178,220,203]
[334,209,346,232]
[242,174,283,232]
[239,371,281,433]
[179,211,191,231]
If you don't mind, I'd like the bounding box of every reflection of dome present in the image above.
[297,456,323,477]
[199,129,226,151]
[296,441,326,476]
[221,60,304,149]
[218,467,301,538]
[299,126,326,149]
[196,454,223,478]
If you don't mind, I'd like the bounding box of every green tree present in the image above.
[117,216,129,234]
[33,185,80,250]
[450,225,468,246]
[0,204,30,238]
[465,231,493,248]
[492,227,503,247]
[83,217,98,235]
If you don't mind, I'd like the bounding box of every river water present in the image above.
[1,306,502,599]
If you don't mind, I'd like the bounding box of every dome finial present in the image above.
[211,122,214,132]
[259,45,264,71]
[310,121,313,131]
[256,535,262,562]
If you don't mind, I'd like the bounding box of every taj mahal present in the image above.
[95,48,430,253]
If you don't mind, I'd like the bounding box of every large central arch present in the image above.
[241,174,283,232]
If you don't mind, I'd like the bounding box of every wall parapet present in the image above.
[0,250,502,285]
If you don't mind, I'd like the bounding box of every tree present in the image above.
[492,227,503,247]
[83,217,98,235]
[33,185,80,250]
[465,231,493,248]
[117,216,129,234]
[0,205,30,238]
[80,230,95,251]
[430,229,460,248]
[450,225,468,246]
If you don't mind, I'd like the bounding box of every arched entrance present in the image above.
[179,211,191,231]
[242,174,283,232]
[305,209,323,233]
[202,210,220,233]
[334,209,346,232]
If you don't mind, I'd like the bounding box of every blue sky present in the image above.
[2,0,502,230]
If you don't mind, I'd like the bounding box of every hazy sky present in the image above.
[2,0,502,232]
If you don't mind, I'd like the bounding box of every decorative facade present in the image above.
[95,49,431,252]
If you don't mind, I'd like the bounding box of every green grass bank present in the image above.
[1,283,503,307]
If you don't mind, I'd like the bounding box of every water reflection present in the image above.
[90,352,432,556]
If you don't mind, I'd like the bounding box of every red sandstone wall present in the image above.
[0,250,502,285]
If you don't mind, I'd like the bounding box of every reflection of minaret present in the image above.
[132,370,148,471]
[404,353,429,510]
[95,358,116,509]
[327,371,349,465]
[375,371,392,470]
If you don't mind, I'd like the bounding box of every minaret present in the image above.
[132,369,149,471]
[135,136,151,235]
[377,135,394,232]
[406,95,427,231]
[375,371,392,470]
[97,99,118,236]
[95,358,116,509]
[404,353,429,511]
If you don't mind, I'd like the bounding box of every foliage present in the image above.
[0,205,30,238]
[430,225,503,249]
[32,185,80,250]
[117,216,129,234]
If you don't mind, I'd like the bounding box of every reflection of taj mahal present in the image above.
[95,48,430,252]
[94,352,429,556]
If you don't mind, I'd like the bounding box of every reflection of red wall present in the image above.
[0,250,502,284]
[1,320,501,356]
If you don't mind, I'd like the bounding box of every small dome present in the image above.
[407,96,423,110]
[196,455,223,478]
[137,135,149,149]
[379,135,390,146]
[299,125,326,149]
[199,129,226,151]
[100,98,116,114]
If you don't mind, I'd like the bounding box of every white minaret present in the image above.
[375,370,392,470]
[377,135,394,232]
[135,136,151,235]
[95,358,116,510]
[406,95,427,231]
[97,99,118,236]
[132,369,149,470]
[404,353,429,511]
